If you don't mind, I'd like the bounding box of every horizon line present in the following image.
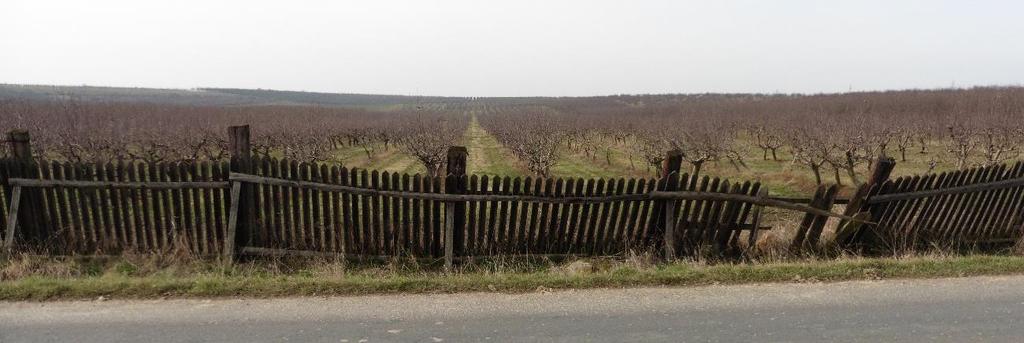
[3,82,1024,99]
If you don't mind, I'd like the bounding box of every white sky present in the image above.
[2,0,1023,97]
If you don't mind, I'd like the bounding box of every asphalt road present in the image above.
[3,276,1024,342]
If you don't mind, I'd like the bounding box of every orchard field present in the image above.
[3,85,1024,253]
[4,85,1022,199]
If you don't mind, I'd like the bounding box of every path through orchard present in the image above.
[462,113,531,176]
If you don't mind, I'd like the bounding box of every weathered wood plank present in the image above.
[224,181,242,260]
[399,173,412,255]
[598,178,626,255]
[804,184,838,249]
[622,178,646,248]
[507,177,522,254]
[535,178,554,253]
[591,177,613,253]
[431,176,443,257]
[409,173,422,255]
[380,171,393,255]
[746,187,768,252]
[3,186,22,253]
[554,178,573,253]
[495,176,512,254]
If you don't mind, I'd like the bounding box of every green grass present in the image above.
[541,138,973,197]
[4,254,1024,301]
[464,114,531,176]
[331,144,425,175]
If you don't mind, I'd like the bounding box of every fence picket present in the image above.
[496,176,512,254]
[606,178,631,254]
[584,178,604,254]
[430,176,443,257]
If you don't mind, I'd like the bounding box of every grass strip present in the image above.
[4,255,1024,301]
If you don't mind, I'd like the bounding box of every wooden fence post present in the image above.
[8,130,32,161]
[2,186,21,257]
[6,130,43,244]
[228,125,255,257]
[659,150,683,261]
[835,156,896,245]
[745,187,768,252]
[223,182,242,262]
[444,146,468,270]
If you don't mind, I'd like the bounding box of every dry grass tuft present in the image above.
[1,254,79,281]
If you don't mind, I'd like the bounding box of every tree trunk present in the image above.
[844,151,860,185]
[770,148,778,161]
[762,148,769,160]
[810,164,822,185]
[428,164,442,178]
[833,166,842,186]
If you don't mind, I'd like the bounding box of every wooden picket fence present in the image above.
[13,126,1024,262]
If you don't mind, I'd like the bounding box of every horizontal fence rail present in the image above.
[231,173,861,221]
[866,175,1024,204]
[770,196,851,205]
[9,179,229,189]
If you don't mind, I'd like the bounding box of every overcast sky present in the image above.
[2,0,1023,97]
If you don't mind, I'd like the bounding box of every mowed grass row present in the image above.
[463,114,531,177]
[332,144,426,175]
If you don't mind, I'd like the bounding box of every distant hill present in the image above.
[0,84,467,108]
[4,83,1011,110]
[0,84,266,106]
[200,88,465,108]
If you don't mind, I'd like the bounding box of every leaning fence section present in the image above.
[845,161,1024,252]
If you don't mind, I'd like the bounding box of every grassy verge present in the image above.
[4,254,1024,301]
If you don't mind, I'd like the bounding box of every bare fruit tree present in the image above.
[398,113,468,177]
